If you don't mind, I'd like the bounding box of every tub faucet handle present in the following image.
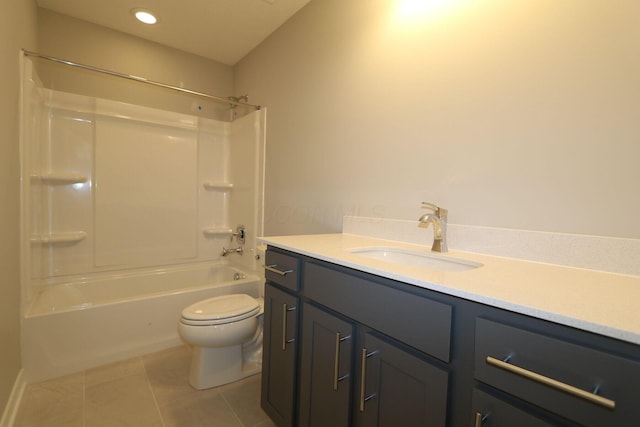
[232,225,246,244]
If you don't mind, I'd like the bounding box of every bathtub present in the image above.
[22,261,262,383]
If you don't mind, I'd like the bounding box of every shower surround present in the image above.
[20,57,265,382]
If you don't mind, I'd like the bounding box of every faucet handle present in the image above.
[421,202,439,212]
[421,202,447,220]
[232,225,246,244]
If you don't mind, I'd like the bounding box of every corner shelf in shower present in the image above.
[30,231,87,245]
[202,182,234,191]
[31,173,88,185]
[202,227,234,237]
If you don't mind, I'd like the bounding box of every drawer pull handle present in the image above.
[486,356,616,410]
[281,303,296,351]
[359,348,377,412]
[265,264,293,276]
[333,332,351,390]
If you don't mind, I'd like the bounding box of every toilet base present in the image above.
[189,344,261,390]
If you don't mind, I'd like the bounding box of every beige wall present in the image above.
[0,0,38,415]
[235,0,640,239]
[37,9,235,119]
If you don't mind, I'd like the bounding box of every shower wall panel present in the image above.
[94,103,198,267]
[197,118,231,259]
[228,111,266,272]
[24,88,241,286]
[33,91,95,279]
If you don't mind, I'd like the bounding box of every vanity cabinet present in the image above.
[263,249,450,426]
[261,246,640,427]
[261,251,301,427]
[297,302,449,427]
[301,260,450,426]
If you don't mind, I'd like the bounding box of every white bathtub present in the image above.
[22,262,262,383]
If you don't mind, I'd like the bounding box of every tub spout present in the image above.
[222,246,244,256]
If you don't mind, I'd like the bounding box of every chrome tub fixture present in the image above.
[222,246,244,256]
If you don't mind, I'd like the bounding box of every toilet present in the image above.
[178,293,264,390]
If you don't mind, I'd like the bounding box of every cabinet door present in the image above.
[358,332,449,427]
[261,283,299,427]
[298,303,354,427]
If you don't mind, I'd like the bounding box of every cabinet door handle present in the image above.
[333,332,351,390]
[359,348,377,412]
[486,356,616,410]
[474,412,488,427]
[281,303,296,351]
[265,264,293,276]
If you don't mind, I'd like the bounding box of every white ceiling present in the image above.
[36,0,311,65]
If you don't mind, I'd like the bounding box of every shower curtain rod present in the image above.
[22,50,261,110]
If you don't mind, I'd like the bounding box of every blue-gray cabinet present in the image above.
[261,247,640,427]
[261,251,301,426]
[298,303,353,427]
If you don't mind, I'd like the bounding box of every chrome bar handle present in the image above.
[359,348,377,412]
[333,333,341,390]
[474,412,482,427]
[265,264,293,276]
[486,356,616,410]
[333,333,351,391]
[281,303,296,351]
[281,304,287,351]
[474,412,489,427]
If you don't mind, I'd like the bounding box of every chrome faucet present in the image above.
[418,202,448,253]
[222,246,244,256]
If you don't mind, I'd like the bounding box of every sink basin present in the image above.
[346,246,482,272]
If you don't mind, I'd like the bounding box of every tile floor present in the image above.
[14,345,276,427]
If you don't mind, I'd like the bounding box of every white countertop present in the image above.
[260,233,640,346]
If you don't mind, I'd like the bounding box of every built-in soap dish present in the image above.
[202,227,234,237]
[202,182,233,191]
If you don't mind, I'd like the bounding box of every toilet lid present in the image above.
[181,294,260,323]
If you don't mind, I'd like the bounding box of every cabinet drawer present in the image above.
[475,317,640,426]
[305,262,452,362]
[265,250,300,291]
[471,388,560,427]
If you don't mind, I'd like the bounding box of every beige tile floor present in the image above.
[14,345,276,427]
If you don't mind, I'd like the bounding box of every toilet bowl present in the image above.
[178,293,264,390]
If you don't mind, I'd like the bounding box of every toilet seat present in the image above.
[181,294,260,326]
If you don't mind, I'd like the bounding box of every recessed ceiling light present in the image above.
[132,8,158,25]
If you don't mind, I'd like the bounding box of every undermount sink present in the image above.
[346,246,483,272]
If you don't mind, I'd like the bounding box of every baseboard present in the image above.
[0,369,26,427]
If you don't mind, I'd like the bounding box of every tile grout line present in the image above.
[141,356,167,427]
[220,391,246,427]
[82,370,86,427]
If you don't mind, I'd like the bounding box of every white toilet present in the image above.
[178,293,264,390]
